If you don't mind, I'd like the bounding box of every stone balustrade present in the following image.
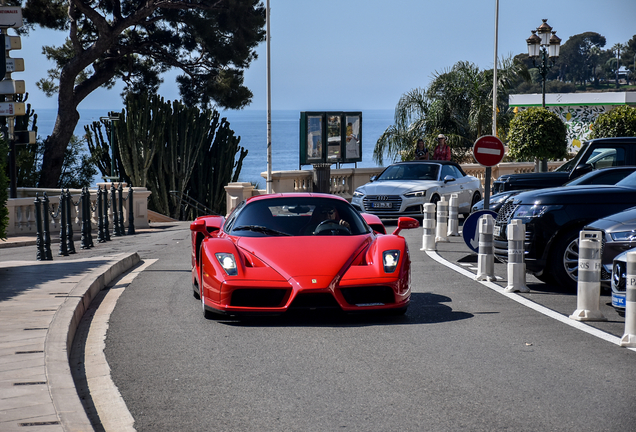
[5,185,151,237]
[224,161,562,216]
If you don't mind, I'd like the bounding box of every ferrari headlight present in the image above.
[610,231,636,242]
[404,190,426,198]
[215,253,238,276]
[383,250,400,273]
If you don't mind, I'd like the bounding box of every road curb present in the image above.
[44,252,141,431]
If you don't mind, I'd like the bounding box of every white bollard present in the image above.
[420,203,436,251]
[504,219,529,293]
[570,230,606,322]
[447,193,459,236]
[620,251,636,347]
[475,214,496,282]
[435,196,449,243]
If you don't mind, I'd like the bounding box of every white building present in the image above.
[509,92,636,152]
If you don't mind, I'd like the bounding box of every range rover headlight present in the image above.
[215,252,238,276]
[511,204,562,223]
[383,250,400,273]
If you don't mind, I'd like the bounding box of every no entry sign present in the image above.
[473,135,505,167]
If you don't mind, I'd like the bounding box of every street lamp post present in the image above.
[526,19,561,172]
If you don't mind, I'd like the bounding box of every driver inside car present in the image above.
[301,205,350,235]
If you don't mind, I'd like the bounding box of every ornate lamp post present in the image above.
[526,19,561,171]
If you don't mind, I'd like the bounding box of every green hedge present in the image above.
[589,105,636,138]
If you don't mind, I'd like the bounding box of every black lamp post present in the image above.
[526,19,561,172]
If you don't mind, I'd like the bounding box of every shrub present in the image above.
[506,107,568,161]
[589,105,636,138]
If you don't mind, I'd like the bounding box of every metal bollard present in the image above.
[34,194,45,261]
[570,230,606,321]
[112,184,121,236]
[97,186,105,243]
[435,196,449,243]
[420,203,436,251]
[118,183,126,236]
[41,193,53,260]
[475,214,495,282]
[65,189,76,254]
[504,219,529,293]
[127,186,135,235]
[102,187,111,241]
[58,190,68,256]
[620,251,636,347]
[447,193,459,236]
[80,188,94,249]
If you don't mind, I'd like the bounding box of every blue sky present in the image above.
[17,0,636,112]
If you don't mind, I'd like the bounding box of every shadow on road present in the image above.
[216,292,474,328]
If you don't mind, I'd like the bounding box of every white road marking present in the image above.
[426,250,636,352]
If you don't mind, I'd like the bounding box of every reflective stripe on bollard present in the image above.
[504,219,529,293]
[435,196,449,243]
[620,251,636,347]
[475,214,495,282]
[570,230,606,321]
[421,203,436,251]
[447,193,459,237]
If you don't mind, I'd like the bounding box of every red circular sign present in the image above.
[473,135,505,167]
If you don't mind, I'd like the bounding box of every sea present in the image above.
[35,108,396,188]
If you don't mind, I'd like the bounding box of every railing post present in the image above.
[127,186,135,235]
[102,186,111,241]
[97,185,105,243]
[118,183,126,236]
[112,183,121,236]
[34,194,45,261]
[80,187,93,249]
[65,189,76,254]
[58,190,68,256]
[41,193,53,260]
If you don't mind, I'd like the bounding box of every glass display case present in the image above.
[299,112,362,166]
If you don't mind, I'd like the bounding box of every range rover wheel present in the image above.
[549,229,580,292]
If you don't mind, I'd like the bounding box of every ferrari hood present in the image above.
[359,179,438,195]
[236,236,371,279]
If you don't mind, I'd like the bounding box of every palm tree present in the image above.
[374,57,530,164]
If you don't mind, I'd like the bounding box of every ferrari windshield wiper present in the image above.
[233,225,292,236]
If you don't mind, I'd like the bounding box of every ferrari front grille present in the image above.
[231,289,288,307]
[289,292,340,309]
[340,286,395,306]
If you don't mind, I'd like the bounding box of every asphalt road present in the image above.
[103,223,636,432]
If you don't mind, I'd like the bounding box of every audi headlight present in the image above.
[511,204,562,223]
[215,252,238,276]
[353,189,364,198]
[383,250,400,273]
[610,230,636,242]
[404,190,426,198]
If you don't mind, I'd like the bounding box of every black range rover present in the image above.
[493,171,636,290]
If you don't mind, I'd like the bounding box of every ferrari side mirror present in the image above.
[392,217,419,236]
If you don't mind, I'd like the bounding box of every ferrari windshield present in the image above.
[377,163,440,181]
[225,197,371,237]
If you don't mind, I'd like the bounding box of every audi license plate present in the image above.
[373,202,392,209]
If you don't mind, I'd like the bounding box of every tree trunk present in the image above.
[39,106,80,187]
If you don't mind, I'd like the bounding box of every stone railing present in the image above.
[224,161,561,216]
[5,185,151,237]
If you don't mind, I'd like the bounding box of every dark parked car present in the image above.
[493,171,636,291]
[472,166,636,214]
[585,206,636,290]
[491,137,636,194]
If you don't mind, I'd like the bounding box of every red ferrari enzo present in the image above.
[190,193,419,317]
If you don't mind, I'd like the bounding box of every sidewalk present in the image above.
[0,224,185,431]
